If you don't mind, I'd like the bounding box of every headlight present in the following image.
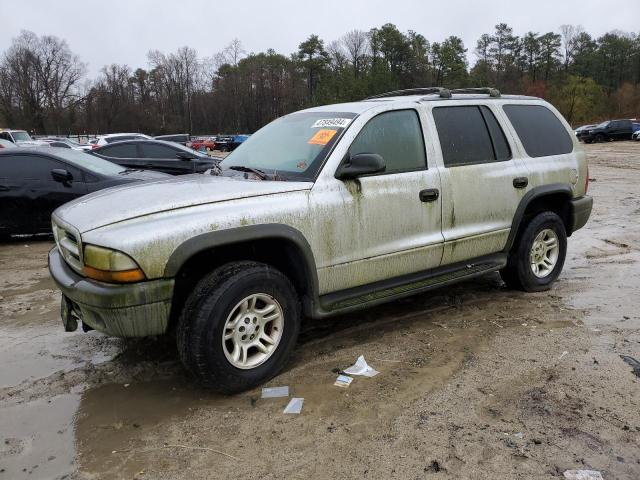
[82,244,146,283]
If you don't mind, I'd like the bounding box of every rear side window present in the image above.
[141,143,179,159]
[433,105,510,167]
[349,109,427,174]
[503,105,573,157]
[98,143,138,158]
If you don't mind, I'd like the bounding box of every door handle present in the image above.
[0,185,9,192]
[513,177,528,189]
[419,188,439,202]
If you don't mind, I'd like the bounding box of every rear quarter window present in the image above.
[503,105,573,157]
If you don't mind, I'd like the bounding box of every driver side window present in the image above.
[349,109,427,174]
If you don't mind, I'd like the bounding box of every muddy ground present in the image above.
[1,142,639,480]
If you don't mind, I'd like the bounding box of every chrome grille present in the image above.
[52,217,83,274]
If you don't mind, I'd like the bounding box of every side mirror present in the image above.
[335,153,386,180]
[176,151,196,161]
[51,169,73,183]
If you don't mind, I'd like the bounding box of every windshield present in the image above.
[220,111,357,180]
[595,121,609,128]
[12,131,33,142]
[52,149,125,175]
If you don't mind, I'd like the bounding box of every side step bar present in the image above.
[317,254,507,316]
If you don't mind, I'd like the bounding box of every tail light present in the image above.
[91,144,99,149]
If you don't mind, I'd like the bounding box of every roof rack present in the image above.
[366,86,502,101]
[366,87,451,99]
[448,87,501,98]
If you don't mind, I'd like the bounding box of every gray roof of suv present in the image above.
[301,93,541,115]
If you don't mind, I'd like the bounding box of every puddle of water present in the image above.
[0,324,122,388]
[0,393,79,480]
[74,380,231,479]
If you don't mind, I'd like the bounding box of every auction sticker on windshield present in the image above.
[308,129,337,145]
[311,118,352,128]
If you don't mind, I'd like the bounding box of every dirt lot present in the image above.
[1,142,639,480]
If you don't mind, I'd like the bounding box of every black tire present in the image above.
[500,212,567,292]
[176,261,300,393]
[595,134,605,143]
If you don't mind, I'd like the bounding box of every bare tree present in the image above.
[560,24,584,70]
[341,30,369,76]
[0,30,85,132]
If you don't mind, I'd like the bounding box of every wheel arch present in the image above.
[165,224,320,328]
[504,184,574,253]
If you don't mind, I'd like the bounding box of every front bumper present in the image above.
[570,195,593,234]
[48,248,175,337]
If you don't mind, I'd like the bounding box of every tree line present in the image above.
[0,23,639,136]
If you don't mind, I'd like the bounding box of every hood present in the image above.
[55,174,313,233]
[117,169,171,181]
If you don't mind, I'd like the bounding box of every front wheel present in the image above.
[177,261,301,393]
[500,212,567,292]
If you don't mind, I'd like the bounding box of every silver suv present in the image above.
[48,87,593,392]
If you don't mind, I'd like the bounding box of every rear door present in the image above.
[0,154,28,233]
[138,142,195,175]
[430,103,529,265]
[94,142,143,170]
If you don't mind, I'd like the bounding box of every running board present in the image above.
[318,254,507,316]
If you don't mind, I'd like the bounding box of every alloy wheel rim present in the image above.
[529,228,559,278]
[222,293,284,369]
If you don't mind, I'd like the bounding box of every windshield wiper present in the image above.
[119,168,142,175]
[227,165,269,180]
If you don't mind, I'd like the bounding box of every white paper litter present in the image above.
[334,374,353,388]
[563,470,604,480]
[283,397,304,414]
[344,355,379,377]
[261,386,289,398]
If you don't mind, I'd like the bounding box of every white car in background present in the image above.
[0,138,17,149]
[0,129,47,147]
[90,133,152,149]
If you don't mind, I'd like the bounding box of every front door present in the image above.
[310,108,444,295]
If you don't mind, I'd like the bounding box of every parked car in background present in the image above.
[191,136,216,152]
[0,129,47,147]
[0,148,168,238]
[574,124,595,137]
[154,133,191,147]
[92,133,152,148]
[0,139,17,149]
[578,119,634,143]
[632,122,640,134]
[91,139,220,175]
[633,130,640,141]
[41,137,86,150]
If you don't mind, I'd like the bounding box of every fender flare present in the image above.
[503,183,573,253]
[164,224,320,311]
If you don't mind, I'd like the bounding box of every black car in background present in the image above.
[577,119,634,143]
[0,148,168,238]
[91,139,219,175]
[154,133,191,146]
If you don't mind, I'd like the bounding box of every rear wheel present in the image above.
[177,261,300,393]
[500,212,567,292]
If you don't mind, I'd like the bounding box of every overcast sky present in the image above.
[3,0,639,77]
